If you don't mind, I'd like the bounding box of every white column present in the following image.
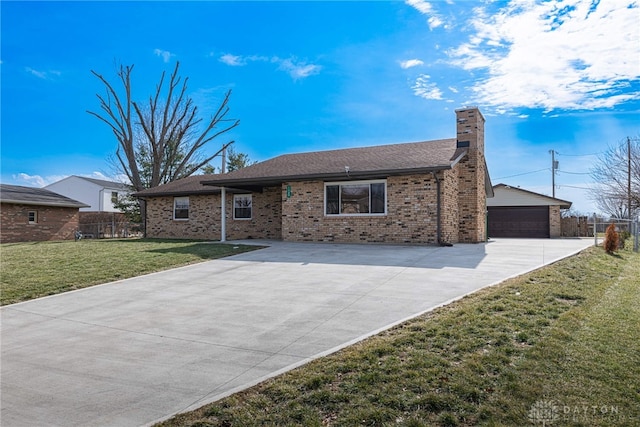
[220,187,226,242]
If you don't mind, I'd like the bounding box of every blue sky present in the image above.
[2,0,639,214]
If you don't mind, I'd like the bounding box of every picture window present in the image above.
[325,180,386,215]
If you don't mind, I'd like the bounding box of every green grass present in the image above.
[158,243,640,427]
[0,239,261,305]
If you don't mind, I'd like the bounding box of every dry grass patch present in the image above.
[158,243,640,427]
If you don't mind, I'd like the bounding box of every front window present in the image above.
[234,194,252,219]
[325,180,386,215]
[28,211,38,224]
[174,197,189,220]
[111,191,118,204]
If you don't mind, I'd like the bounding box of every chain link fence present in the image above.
[78,212,142,239]
[592,219,639,252]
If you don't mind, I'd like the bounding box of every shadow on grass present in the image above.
[145,242,265,259]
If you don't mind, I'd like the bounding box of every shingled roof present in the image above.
[0,184,90,208]
[203,138,461,187]
[135,138,465,197]
[134,175,223,198]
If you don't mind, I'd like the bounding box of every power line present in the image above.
[556,151,603,157]
[494,168,549,180]
[557,184,593,190]
[557,170,591,175]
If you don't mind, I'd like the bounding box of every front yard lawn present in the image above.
[0,239,261,305]
[158,243,640,427]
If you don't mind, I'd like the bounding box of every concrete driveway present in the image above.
[1,238,592,426]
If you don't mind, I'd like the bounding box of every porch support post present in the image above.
[220,186,227,242]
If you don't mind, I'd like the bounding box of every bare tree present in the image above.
[87,62,239,192]
[590,136,640,219]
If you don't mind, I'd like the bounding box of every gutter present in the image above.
[431,171,442,245]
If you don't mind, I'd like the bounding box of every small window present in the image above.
[111,191,119,204]
[233,194,252,220]
[28,211,38,224]
[174,197,189,220]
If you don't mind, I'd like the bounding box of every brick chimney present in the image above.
[456,107,487,243]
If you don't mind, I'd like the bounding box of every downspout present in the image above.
[220,187,227,242]
[431,171,442,245]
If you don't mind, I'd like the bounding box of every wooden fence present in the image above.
[561,216,590,237]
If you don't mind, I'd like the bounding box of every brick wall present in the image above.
[441,168,460,244]
[281,174,442,244]
[549,205,561,238]
[145,187,281,240]
[1,203,80,243]
[456,108,487,243]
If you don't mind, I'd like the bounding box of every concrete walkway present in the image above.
[0,238,592,427]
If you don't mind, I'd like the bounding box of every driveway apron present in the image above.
[0,238,592,426]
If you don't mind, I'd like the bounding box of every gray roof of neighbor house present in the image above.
[66,176,131,191]
[0,184,91,208]
[488,184,571,209]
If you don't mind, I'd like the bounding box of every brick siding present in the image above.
[456,108,487,243]
[281,174,446,244]
[1,203,80,243]
[142,108,488,245]
[145,187,281,240]
[441,168,460,244]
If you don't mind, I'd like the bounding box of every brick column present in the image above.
[456,107,487,243]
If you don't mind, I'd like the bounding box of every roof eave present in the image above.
[200,165,454,188]
[0,199,90,208]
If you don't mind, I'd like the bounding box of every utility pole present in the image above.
[549,150,558,198]
[628,137,632,220]
[221,145,227,174]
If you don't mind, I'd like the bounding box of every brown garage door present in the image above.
[488,206,550,238]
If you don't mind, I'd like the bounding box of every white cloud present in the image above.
[277,58,322,80]
[412,74,443,100]
[219,54,246,66]
[25,67,60,80]
[11,172,118,188]
[448,0,640,112]
[218,53,320,79]
[400,59,424,69]
[154,48,175,63]
[427,16,444,30]
[13,173,48,187]
[405,0,446,29]
[405,0,433,15]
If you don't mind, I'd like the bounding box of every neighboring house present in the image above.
[0,184,89,243]
[487,184,572,238]
[135,107,493,245]
[45,176,130,212]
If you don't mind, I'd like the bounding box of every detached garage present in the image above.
[487,184,572,238]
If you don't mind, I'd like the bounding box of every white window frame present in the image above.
[324,179,387,216]
[173,197,190,220]
[233,194,252,220]
[28,210,38,224]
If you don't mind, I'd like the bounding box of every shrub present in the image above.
[604,223,619,254]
